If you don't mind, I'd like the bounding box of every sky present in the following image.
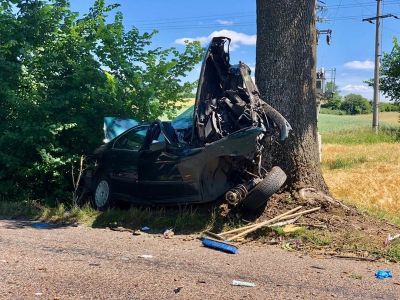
[69,0,400,101]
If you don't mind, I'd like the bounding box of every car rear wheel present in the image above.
[94,176,113,211]
[241,166,287,212]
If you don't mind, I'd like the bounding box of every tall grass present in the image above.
[322,143,400,225]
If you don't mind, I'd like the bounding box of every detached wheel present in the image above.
[93,176,113,211]
[242,166,287,212]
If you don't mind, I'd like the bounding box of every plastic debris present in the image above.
[31,223,51,229]
[138,254,153,259]
[89,263,100,267]
[141,226,150,232]
[173,287,182,294]
[163,229,174,239]
[34,292,43,296]
[282,224,302,234]
[202,238,237,254]
[384,234,400,246]
[231,280,256,287]
[375,270,393,279]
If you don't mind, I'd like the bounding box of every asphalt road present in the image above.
[0,219,399,300]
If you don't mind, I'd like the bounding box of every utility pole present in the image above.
[372,0,381,134]
[363,1,399,133]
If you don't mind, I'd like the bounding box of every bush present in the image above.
[340,94,372,115]
[380,102,399,112]
[0,0,203,203]
[319,108,346,115]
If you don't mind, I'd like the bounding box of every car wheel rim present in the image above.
[95,180,109,208]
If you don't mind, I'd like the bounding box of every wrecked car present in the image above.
[81,37,292,212]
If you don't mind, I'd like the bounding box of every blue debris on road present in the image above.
[31,222,51,229]
[375,270,393,279]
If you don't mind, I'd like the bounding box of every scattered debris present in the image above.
[89,263,100,267]
[138,254,153,259]
[0,260,7,263]
[31,223,51,229]
[282,224,302,234]
[109,226,133,233]
[221,206,320,242]
[281,242,295,252]
[394,282,400,286]
[200,206,321,253]
[202,231,224,241]
[334,255,377,262]
[375,270,393,279]
[163,229,174,239]
[141,226,150,232]
[201,237,238,254]
[34,292,43,296]
[310,265,326,270]
[197,280,206,284]
[173,287,182,294]
[384,233,400,246]
[349,274,363,280]
[231,280,256,287]
[132,230,142,236]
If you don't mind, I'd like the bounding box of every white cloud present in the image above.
[344,60,374,70]
[175,29,256,51]
[216,19,234,25]
[341,84,371,92]
[341,84,373,99]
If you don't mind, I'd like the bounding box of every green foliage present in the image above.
[322,82,342,110]
[319,108,346,115]
[322,94,343,110]
[380,38,400,104]
[380,102,399,112]
[0,0,203,202]
[340,94,372,115]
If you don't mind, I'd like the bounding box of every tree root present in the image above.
[297,187,352,212]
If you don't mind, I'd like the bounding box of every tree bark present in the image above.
[256,0,329,193]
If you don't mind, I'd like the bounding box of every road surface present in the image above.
[0,219,399,299]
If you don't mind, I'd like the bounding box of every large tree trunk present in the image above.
[256,0,329,192]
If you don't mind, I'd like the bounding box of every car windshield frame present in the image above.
[112,125,150,151]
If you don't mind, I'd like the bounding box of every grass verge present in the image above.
[0,200,243,234]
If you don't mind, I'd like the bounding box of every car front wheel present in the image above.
[241,166,287,212]
[94,176,113,211]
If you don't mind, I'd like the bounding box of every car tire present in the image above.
[93,176,113,211]
[241,166,287,212]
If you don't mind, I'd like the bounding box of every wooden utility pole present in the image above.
[373,0,381,133]
[363,1,398,133]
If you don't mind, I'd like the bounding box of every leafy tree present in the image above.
[380,38,400,104]
[340,94,372,115]
[0,0,203,201]
[321,82,342,110]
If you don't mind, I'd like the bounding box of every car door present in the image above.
[138,129,192,203]
[109,125,149,199]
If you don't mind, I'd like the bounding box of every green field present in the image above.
[318,112,399,133]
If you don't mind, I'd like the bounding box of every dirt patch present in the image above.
[237,188,400,261]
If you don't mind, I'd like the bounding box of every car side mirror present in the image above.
[149,141,166,152]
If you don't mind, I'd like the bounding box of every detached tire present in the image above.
[242,166,287,212]
[93,176,113,211]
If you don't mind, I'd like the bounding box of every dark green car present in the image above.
[82,37,291,212]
